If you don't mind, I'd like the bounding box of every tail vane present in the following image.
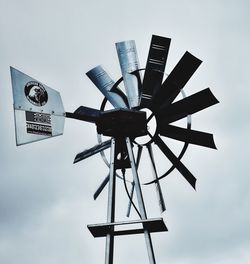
[10,67,65,146]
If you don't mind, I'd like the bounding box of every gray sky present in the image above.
[0,0,250,263]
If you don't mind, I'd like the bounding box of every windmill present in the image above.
[11,35,219,264]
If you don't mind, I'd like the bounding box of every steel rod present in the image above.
[147,144,166,213]
[126,145,143,217]
[105,138,116,264]
[125,137,156,264]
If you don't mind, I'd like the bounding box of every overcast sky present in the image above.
[0,0,250,263]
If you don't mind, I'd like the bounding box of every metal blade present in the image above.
[116,40,141,108]
[74,139,111,163]
[159,124,217,149]
[159,88,219,124]
[153,135,196,189]
[147,144,166,213]
[86,65,127,108]
[152,52,202,109]
[94,174,109,200]
[126,145,143,217]
[140,35,171,108]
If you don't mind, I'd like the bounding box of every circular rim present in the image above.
[97,70,192,185]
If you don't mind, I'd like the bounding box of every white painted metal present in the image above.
[116,41,140,108]
[86,65,127,108]
[10,67,65,145]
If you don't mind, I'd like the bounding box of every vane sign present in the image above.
[10,67,65,145]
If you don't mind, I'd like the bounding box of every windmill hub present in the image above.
[134,108,157,145]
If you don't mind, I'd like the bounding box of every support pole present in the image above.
[125,137,156,264]
[105,138,116,264]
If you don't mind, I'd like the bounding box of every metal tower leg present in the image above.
[105,138,116,264]
[125,137,156,264]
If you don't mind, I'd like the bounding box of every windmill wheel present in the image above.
[97,76,191,186]
[74,35,219,212]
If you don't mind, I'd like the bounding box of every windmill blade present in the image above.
[116,40,141,108]
[126,145,143,217]
[94,174,110,200]
[152,52,202,110]
[147,144,166,213]
[74,139,111,163]
[86,65,127,108]
[159,124,217,149]
[10,67,65,146]
[153,135,196,189]
[140,35,171,108]
[159,88,219,124]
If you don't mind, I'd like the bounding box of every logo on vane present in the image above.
[24,81,48,106]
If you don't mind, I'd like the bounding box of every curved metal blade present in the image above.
[86,65,127,108]
[116,40,141,108]
[153,135,196,190]
[74,139,111,163]
[159,124,217,149]
[147,144,166,213]
[140,35,171,108]
[126,145,143,217]
[151,51,202,110]
[94,174,109,200]
[159,88,219,124]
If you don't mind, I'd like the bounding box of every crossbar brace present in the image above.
[88,218,167,237]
